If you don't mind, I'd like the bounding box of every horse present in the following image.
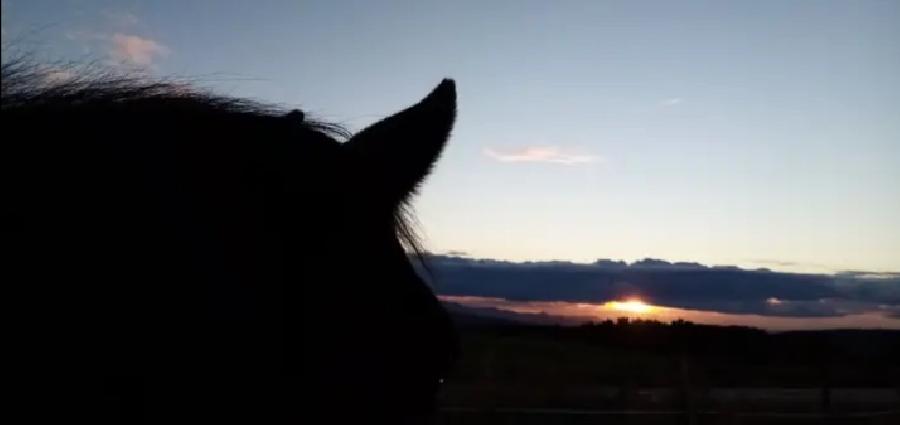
[2,61,459,424]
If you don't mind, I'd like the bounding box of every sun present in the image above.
[606,299,653,314]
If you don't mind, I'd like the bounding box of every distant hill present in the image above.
[443,301,588,326]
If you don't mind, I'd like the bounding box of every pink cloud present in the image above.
[111,33,168,66]
[483,146,600,165]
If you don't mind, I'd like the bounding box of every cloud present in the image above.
[443,298,588,326]
[483,146,599,165]
[746,258,836,272]
[110,33,168,66]
[422,255,900,318]
[442,250,471,257]
[659,98,683,106]
[65,29,169,68]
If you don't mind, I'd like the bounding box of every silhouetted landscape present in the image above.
[438,316,900,423]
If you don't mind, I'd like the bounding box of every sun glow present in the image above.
[606,299,653,314]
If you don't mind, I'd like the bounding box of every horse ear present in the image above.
[344,79,456,205]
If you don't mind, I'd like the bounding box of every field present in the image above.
[435,319,900,424]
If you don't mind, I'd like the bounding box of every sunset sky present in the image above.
[3,0,898,276]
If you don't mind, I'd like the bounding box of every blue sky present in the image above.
[4,0,899,273]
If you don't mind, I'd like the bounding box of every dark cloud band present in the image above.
[424,256,900,318]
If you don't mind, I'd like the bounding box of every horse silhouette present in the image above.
[3,61,459,423]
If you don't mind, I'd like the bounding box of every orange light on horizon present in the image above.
[439,295,900,330]
[605,299,653,314]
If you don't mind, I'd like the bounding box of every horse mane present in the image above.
[1,59,431,266]
[0,59,349,136]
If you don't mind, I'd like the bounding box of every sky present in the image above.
[3,0,899,275]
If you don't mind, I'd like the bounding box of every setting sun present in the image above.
[606,300,653,314]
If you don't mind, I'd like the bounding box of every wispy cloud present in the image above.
[483,146,600,165]
[746,258,837,273]
[110,33,168,66]
[659,97,683,106]
[443,250,471,257]
[64,9,167,69]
